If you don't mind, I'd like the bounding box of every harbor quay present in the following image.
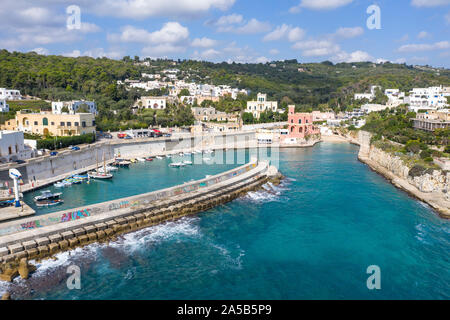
[0,158,281,281]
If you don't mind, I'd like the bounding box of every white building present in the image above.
[246,93,278,119]
[385,89,405,107]
[361,104,390,113]
[405,86,449,112]
[0,99,9,112]
[52,100,98,115]
[0,130,33,162]
[0,88,22,100]
[135,96,167,110]
[354,85,380,101]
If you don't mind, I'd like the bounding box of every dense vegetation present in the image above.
[1,50,449,132]
[36,133,96,150]
[362,106,450,147]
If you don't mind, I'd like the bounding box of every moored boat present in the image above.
[34,190,62,202]
[169,162,186,168]
[36,199,64,207]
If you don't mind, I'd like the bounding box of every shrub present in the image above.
[37,133,95,150]
[408,164,426,178]
[445,145,450,154]
[420,150,431,159]
[405,140,421,154]
[424,157,434,163]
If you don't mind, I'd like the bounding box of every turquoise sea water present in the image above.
[3,143,450,299]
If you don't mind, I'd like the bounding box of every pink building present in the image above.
[286,105,320,141]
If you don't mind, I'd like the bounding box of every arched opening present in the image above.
[43,117,48,126]
[22,117,29,126]
[298,119,302,124]
[43,128,49,136]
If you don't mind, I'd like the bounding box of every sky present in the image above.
[0,0,449,67]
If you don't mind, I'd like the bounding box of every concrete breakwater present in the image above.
[0,159,280,282]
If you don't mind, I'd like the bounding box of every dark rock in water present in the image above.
[101,246,129,269]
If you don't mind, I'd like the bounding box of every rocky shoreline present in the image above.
[323,133,450,219]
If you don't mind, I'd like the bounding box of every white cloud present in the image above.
[255,56,269,63]
[332,50,373,63]
[263,24,305,42]
[142,44,187,56]
[191,37,218,48]
[209,14,270,34]
[417,31,430,39]
[269,49,280,55]
[411,0,450,7]
[30,47,49,55]
[109,22,189,44]
[290,0,353,12]
[334,26,364,39]
[90,0,236,19]
[293,40,341,57]
[398,41,450,52]
[62,48,123,59]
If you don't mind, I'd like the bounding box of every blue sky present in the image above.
[0,0,449,67]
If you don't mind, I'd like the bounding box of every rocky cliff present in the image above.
[354,130,450,218]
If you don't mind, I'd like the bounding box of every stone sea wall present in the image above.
[354,130,450,218]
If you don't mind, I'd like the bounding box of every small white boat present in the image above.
[179,152,184,156]
[184,152,191,156]
[137,157,146,162]
[88,171,113,179]
[182,160,193,165]
[169,162,186,168]
[156,156,164,160]
[166,155,172,159]
[98,165,118,173]
[203,157,212,161]
[204,150,213,154]
[54,181,66,188]
[34,190,62,202]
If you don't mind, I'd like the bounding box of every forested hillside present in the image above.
[1,49,449,131]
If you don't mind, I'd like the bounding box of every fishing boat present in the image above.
[36,199,64,207]
[166,155,172,159]
[182,160,193,165]
[129,158,137,163]
[137,157,146,162]
[97,165,118,173]
[169,162,186,168]
[88,171,113,179]
[89,151,113,179]
[145,157,154,162]
[112,160,131,167]
[156,156,164,160]
[34,190,62,202]
[179,152,184,156]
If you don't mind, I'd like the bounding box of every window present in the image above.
[43,118,48,126]
[82,121,86,127]
[74,122,79,127]
[92,120,95,126]
[51,122,55,125]
[67,122,71,127]
[60,122,65,126]
[8,146,12,155]
[34,121,38,125]
[15,145,18,153]
[299,119,302,124]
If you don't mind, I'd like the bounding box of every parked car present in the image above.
[117,133,127,139]
[103,133,113,139]
[70,146,81,151]
[124,135,133,139]
[50,151,58,156]
[163,133,172,137]
[14,160,26,164]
